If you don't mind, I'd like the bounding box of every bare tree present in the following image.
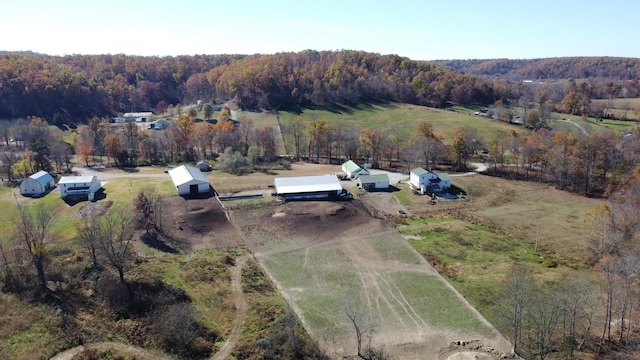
[524,289,561,360]
[556,273,598,356]
[13,202,57,291]
[501,262,535,355]
[343,298,389,360]
[97,205,136,285]
[76,216,103,269]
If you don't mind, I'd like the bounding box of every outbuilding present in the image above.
[147,119,167,130]
[168,165,211,196]
[20,170,55,197]
[273,174,347,201]
[341,160,369,179]
[356,174,390,191]
[58,175,101,201]
[196,160,211,172]
[123,112,153,123]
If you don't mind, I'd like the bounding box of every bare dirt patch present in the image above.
[71,200,113,219]
[153,196,242,251]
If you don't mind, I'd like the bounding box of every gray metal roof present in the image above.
[357,174,389,184]
[29,170,54,185]
[274,175,342,194]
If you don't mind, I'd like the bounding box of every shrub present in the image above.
[542,257,559,268]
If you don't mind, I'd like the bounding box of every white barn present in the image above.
[356,174,390,191]
[274,174,346,201]
[58,175,101,201]
[168,165,210,196]
[341,160,369,179]
[20,170,55,197]
[123,112,153,123]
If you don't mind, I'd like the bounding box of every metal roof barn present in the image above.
[274,175,344,200]
[20,170,55,197]
[168,165,210,196]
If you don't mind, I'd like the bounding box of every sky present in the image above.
[2,0,639,61]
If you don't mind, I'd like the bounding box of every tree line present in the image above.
[434,57,640,81]
[0,50,498,122]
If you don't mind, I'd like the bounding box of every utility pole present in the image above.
[534,223,540,254]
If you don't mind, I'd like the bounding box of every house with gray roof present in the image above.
[409,167,451,194]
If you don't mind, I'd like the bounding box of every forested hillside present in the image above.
[0,50,497,122]
[432,57,640,81]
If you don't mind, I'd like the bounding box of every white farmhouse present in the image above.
[20,170,55,197]
[168,165,211,196]
[409,167,451,194]
[58,175,101,201]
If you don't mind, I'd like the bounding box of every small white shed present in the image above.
[341,160,369,179]
[20,170,55,197]
[168,165,210,196]
[58,175,101,201]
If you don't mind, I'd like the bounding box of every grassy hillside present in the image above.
[278,103,531,146]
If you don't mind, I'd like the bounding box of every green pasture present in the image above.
[592,98,640,121]
[399,216,569,327]
[278,103,530,145]
[101,177,176,202]
[235,204,500,345]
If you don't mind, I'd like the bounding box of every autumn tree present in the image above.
[104,133,124,166]
[308,119,331,162]
[213,117,238,153]
[88,117,106,162]
[450,128,467,171]
[203,103,213,120]
[123,121,140,163]
[284,116,306,160]
[256,126,278,162]
[411,120,444,169]
[76,134,94,166]
[359,129,384,168]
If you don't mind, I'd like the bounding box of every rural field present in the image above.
[231,200,512,359]
[0,103,621,360]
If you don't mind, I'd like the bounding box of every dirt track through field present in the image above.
[211,254,250,360]
[236,201,513,359]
